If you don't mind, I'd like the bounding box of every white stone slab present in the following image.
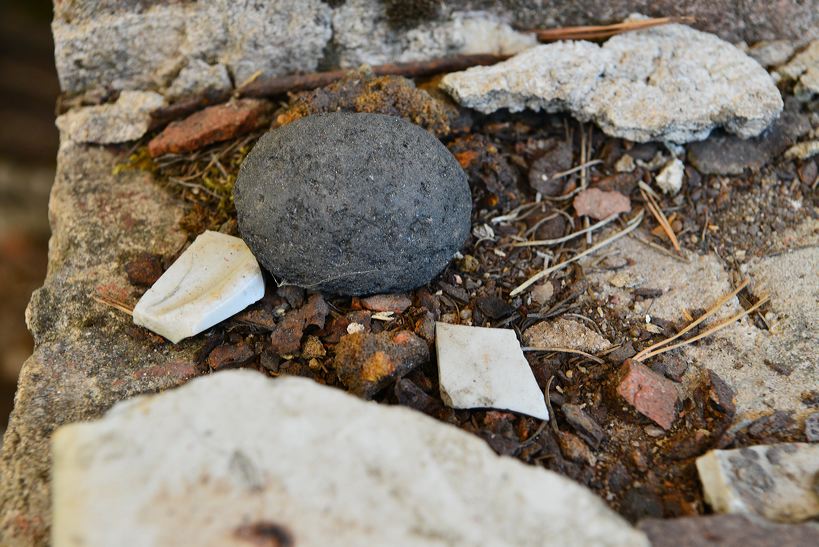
[696,443,819,523]
[435,322,549,420]
[52,371,644,547]
[132,231,264,343]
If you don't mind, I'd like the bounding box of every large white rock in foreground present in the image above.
[52,371,646,547]
[132,230,264,343]
[441,19,783,143]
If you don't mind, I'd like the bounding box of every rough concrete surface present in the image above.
[582,233,818,421]
[52,1,819,97]
[0,142,197,545]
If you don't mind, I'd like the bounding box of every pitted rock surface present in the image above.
[441,20,783,143]
[234,112,471,295]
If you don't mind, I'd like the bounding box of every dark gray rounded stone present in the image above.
[234,112,471,295]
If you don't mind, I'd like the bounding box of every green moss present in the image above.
[113,134,262,236]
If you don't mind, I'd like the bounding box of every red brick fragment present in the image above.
[617,359,680,430]
[147,99,270,157]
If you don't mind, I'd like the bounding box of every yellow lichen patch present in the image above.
[275,71,457,137]
[361,351,397,383]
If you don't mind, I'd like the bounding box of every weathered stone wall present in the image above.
[52,0,819,97]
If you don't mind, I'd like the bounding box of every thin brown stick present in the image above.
[531,16,695,42]
[633,279,750,361]
[635,295,769,361]
[238,54,510,98]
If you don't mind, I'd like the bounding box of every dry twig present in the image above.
[510,211,644,296]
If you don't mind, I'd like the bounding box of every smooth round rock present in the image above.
[234,112,471,295]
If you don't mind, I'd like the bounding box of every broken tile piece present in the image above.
[132,231,264,343]
[147,99,270,157]
[696,443,819,523]
[436,323,549,420]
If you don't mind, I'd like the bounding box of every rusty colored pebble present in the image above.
[333,330,429,399]
[147,98,270,157]
[617,359,680,430]
[206,341,255,370]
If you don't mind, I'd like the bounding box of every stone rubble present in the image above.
[778,40,819,99]
[686,106,812,175]
[655,159,684,195]
[436,323,549,420]
[639,514,819,547]
[132,231,265,344]
[55,90,165,144]
[784,140,819,160]
[748,40,796,68]
[441,19,783,143]
[696,443,819,523]
[52,370,646,547]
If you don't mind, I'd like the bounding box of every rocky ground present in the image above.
[2,9,818,546]
[103,68,819,522]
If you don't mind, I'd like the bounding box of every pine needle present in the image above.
[633,278,750,361]
[510,211,644,297]
[531,16,696,42]
[634,295,769,361]
[514,213,620,248]
[92,294,134,316]
[640,186,681,252]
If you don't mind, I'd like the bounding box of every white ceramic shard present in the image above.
[53,371,644,547]
[696,443,819,523]
[132,231,265,343]
[435,322,549,420]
